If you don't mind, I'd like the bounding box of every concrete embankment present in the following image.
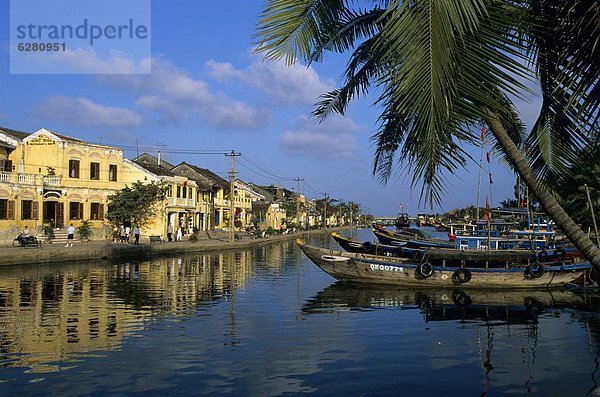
[0,228,347,267]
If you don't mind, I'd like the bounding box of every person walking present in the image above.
[125,225,131,244]
[134,225,140,245]
[176,225,183,242]
[66,223,75,247]
[167,223,173,242]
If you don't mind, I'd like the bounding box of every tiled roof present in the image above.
[174,162,228,188]
[132,159,176,177]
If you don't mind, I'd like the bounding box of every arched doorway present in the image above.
[43,191,63,228]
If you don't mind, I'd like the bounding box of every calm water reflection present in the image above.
[1,229,600,396]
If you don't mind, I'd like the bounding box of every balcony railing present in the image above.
[43,175,62,186]
[171,197,196,208]
[0,171,40,185]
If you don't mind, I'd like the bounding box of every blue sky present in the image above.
[0,1,541,216]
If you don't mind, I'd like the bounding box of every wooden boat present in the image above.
[331,232,404,256]
[332,232,576,268]
[296,239,591,289]
[395,212,411,229]
[373,228,455,249]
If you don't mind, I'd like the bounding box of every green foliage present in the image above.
[256,0,598,207]
[281,199,297,219]
[107,181,166,228]
[188,232,199,243]
[77,220,93,241]
[555,146,600,229]
[42,225,55,239]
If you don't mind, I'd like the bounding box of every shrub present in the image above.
[77,220,93,241]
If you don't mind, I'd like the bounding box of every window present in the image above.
[109,164,117,182]
[90,203,104,220]
[182,185,187,198]
[177,186,181,198]
[167,185,173,198]
[69,159,80,178]
[0,159,12,172]
[21,200,38,220]
[189,187,192,199]
[0,199,15,219]
[69,202,83,220]
[90,162,100,180]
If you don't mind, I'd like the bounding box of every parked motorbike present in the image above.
[13,233,42,247]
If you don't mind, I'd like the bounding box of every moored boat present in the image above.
[373,228,455,249]
[296,239,591,289]
[331,232,404,256]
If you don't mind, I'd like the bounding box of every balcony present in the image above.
[170,197,196,208]
[43,175,62,187]
[0,171,40,186]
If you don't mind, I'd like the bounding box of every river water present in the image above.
[1,228,600,396]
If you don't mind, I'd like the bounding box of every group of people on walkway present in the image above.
[112,224,141,244]
[166,223,184,242]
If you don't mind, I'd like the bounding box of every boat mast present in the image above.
[476,128,486,222]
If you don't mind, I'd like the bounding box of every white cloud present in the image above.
[205,57,335,106]
[111,58,271,129]
[35,96,144,129]
[20,48,150,74]
[280,115,362,159]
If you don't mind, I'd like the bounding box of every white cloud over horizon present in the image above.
[34,95,144,129]
[280,115,362,159]
[109,57,272,129]
[205,56,335,106]
[17,48,150,74]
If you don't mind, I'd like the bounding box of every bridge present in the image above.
[373,216,418,226]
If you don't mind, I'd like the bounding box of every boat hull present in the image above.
[297,241,590,289]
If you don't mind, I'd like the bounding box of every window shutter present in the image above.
[99,204,104,220]
[32,201,39,220]
[6,160,13,172]
[7,200,14,220]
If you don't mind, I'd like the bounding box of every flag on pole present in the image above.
[481,127,486,140]
[486,152,490,163]
[484,196,491,225]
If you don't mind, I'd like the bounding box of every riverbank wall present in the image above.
[0,228,350,267]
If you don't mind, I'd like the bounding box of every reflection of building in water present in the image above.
[0,249,253,373]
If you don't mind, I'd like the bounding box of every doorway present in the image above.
[43,201,64,228]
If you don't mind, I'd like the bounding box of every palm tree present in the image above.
[256,0,600,268]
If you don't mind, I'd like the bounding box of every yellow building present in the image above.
[0,127,124,242]
[130,154,200,239]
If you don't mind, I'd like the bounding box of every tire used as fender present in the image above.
[416,262,434,278]
[527,263,545,278]
[362,241,373,253]
[452,268,472,284]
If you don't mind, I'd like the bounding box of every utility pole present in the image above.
[323,193,328,228]
[294,177,304,227]
[225,150,241,243]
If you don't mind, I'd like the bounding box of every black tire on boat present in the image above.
[416,262,434,278]
[555,249,565,259]
[452,268,472,284]
[527,263,545,278]
[363,241,373,253]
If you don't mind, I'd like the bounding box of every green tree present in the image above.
[256,0,600,268]
[107,181,166,228]
[555,146,600,230]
